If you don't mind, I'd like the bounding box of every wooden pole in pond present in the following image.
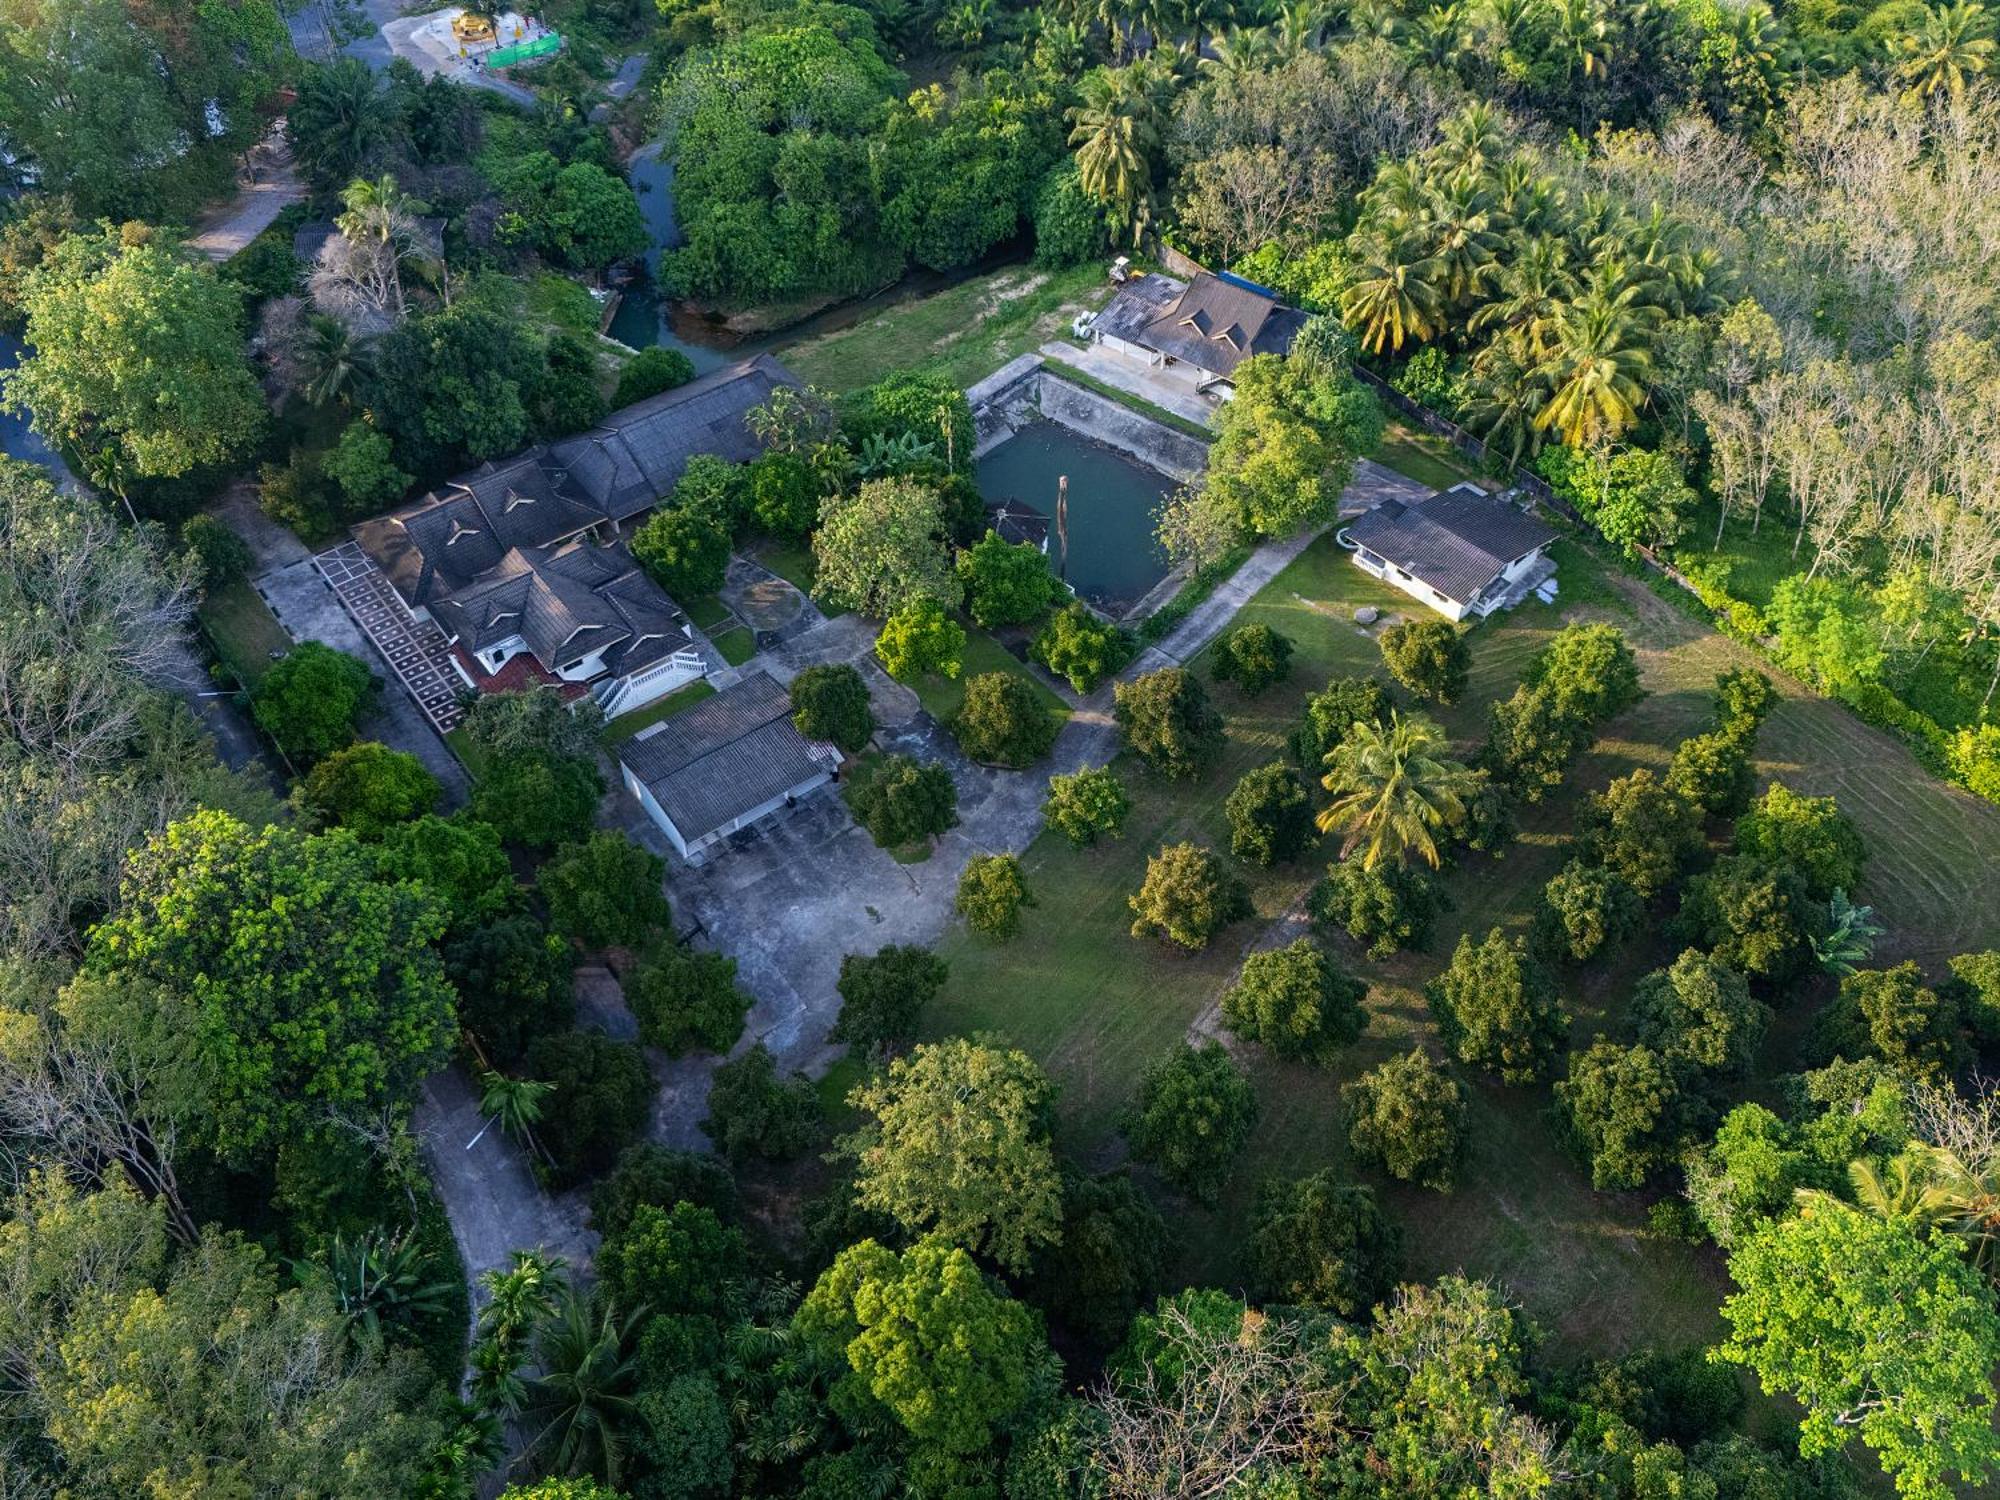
[1056,474,1069,582]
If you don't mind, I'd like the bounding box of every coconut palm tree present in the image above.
[525,1292,645,1486]
[1200,21,1276,72]
[1418,171,1507,309]
[1533,281,1656,447]
[1341,246,1443,354]
[1407,1,1470,69]
[1469,235,1577,360]
[1895,1,1996,98]
[1463,334,1553,465]
[297,315,375,410]
[1068,64,1166,246]
[1318,711,1485,869]
[476,1070,553,1148]
[1481,0,1547,56]
[287,58,390,191]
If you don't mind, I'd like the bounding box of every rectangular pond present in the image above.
[974,420,1175,616]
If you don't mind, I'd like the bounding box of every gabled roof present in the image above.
[1135,272,1306,378]
[618,673,836,843]
[428,539,692,676]
[1345,483,1559,605]
[985,499,1050,549]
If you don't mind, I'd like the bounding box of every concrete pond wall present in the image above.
[968,354,1210,484]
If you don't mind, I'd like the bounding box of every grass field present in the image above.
[781,265,1115,395]
[712,627,757,666]
[928,530,2000,1362]
[443,726,492,781]
[911,628,1072,727]
[197,577,291,687]
[601,679,719,746]
[1376,423,1487,491]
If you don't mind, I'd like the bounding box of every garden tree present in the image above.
[613,346,696,408]
[539,833,672,952]
[846,754,958,848]
[841,1037,1061,1273]
[1814,963,1966,1085]
[250,642,376,764]
[631,506,731,600]
[375,813,517,932]
[1946,951,2000,1047]
[875,597,966,683]
[1532,859,1643,963]
[631,1373,733,1499]
[6,231,266,483]
[666,455,748,536]
[1480,681,1591,801]
[1311,857,1444,958]
[1127,1042,1258,1205]
[843,372,975,480]
[443,916,574,1065]
[789,664,874,753]
[831,944,950,1056]
[1030,1173,1165,1350]
[1426,927,1569,1083]
[1318,712,1482,870]
[1043,764,1133,847]
[957,530,1059,628]
[1032,160,1108,267]
[1537,445,1696,558]
[875,76,1061,272]
[745,450,819,538]
[1674,854,1823,983]
[294,741,440,838]
[1378,618,1470,705]
[86,811,456,1161]
[0,1176,447,1499]
[1128,841,1252,950]
[1210,622,1296,696]
[1632,949,1771,1078]
[1225,761,1315,867]
[1534,621,1646,722]
[180,513,253,595]
[1203,354,1367,537]
[1734,782,1867,900]
[1557,1040,1697,1190]
[956,853,1034,939]
[596,1201,747,1338]
[1292,674,1393,769]
[500,1481,626,1500]
[492,154,648,270]
[460,686,606,850]
[1342,1049,1466,1190]
[590,1144,737,1239]
[628,945,752,1058]
[953,671,1058,766]
[702,1043,820,1162]
[321,422,413,512]
[1580,769,1705,900]
[1766,580,1887,698]
[1665,728,1757,819]
[1718,1200,2000,1500]
[1248,1170,1402,1317]
[1031,602,1133,692]
[370,302,548,476]
[796,1236,1054,1456]
[1155,482,1246,574]
[1221,937,1367,1065]
[1712,665,1778,734]
[812,478,959,616]
[1114,666,1227,779]
[524,1030,652,1182]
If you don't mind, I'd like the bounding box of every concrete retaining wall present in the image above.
[968,355,1209,484]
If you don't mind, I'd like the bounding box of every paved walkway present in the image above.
[1041,339,1220,429]
[187,126,305,263]
[314,541,468,733]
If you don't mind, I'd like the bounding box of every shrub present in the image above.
[790,664,874,753]
[953,671,1058,766]
[1210,622,1295,696]
[846,754,958,848]
[1580,769,1704,900]
[1031,601,1132,692]
[1631,948,1770,1077]
[631,505,730,599]
[251,641,375,762]
[1225,762,1315,867]
[957,853,1033,938]
[539,831,671,951]
[1310,859,1443,958]
[1292,675,1392,769]
[1031,160,1107,268]
[1532,860,1642,964]
[1812,962,1965,1084]
[628,945,752,1057]
[524,1029,653,1182]
[746,450,818,540]
[295,741,439,838]
[875,597,965,684]
[1379,617,1468,704]
[613,345,695,407]
[1666,729,1757,818]
[180,512,252,594]
[1426,926,1568,1083]
[1673,855,1822,984]
[958,530,1058,628]
[1042,766,1131,846]
[1128,841,1251,950]
[590,1143,737,1237]
[443,915,574,1064]
[1248,1171,1401,1316]
[702,1043,820,1162]
[1221,937,1366,1065]
[1556,1040,1693,1190]
[1342,1049,1465,1190]
[672,454,748,534]
[1114,667,1225,780]
[1733,782,1865,900]
[1126,1041,1257,1204]
[831,944,950,1055]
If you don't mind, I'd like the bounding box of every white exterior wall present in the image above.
[1351,548,1471,622]
[1098,333,1159,367]
[622,766,834,863]
[599,654,706,719]
[621,764,689,858]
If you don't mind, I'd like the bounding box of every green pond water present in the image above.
[975,421,1174,615]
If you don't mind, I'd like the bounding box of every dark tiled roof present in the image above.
[1092,273,1183,344]
[428,540,691,675]
[1136,272,1306,378]
[985,499,1050,549]
[619,673,835,844]
[1345,483,1559,605]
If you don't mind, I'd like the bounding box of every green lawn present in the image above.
[781,264,1114,395]
[912,627,1072,727]
[747,538,833,611]
[197,577,292,687]
[684,595,734,630]
[444,726,492,781]
[1375,422,1486,491]
[601,679,719,746]
[712,627,757,667]
[930,531,2000,1363]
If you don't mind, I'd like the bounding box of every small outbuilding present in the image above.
[1341,482,1560,622]
[618,672,841,860]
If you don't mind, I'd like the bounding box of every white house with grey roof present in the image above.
[618,672,842,860]
[1340,483,1560,622]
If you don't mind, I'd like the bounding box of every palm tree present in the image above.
[1407,1,1469,70]
[336,174,429,318]
[476,1070,553,1148]
[1340,246,1443,354]
[1482,0,1547,56]
[287,58,389,191]
[1895,1,1996,98]
[1031,11,1096,73]
[1469,235,1576,359]
[1418,171,1506,309]
[471,1250,568,1417]
[1551,0,1611,123]
[311,1228,457,1344]
[297,315,375,409]
[1318,712,1485,869]
[1068,65,1165,246]
[1462,334,1551,466]
[1812,888,1884,975]
[1533,282,1656,447]
[1200,22,1276,73]
[525,1292,645,1486]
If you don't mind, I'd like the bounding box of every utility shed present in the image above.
[618,672,841,860]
